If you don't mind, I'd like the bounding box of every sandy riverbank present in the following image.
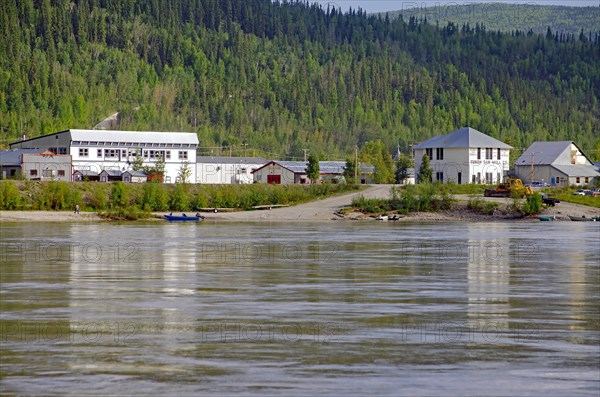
[1,185,598,223]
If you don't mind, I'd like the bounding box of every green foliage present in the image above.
[523,193,543,215]
[343,158,356,184]
[110,182,128,208]
[306,154,320,183]
[177,161,192,184]
[467,196,498,215]
[395,153,414,184]
[418,154,433,184]
[386,4,600,37]
[1,0,598,162]
[352,184,455,214]
[360,140,395,184]
[0,181,21,210]
[168,184,189,211]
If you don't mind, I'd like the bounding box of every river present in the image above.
[1,221,598,396]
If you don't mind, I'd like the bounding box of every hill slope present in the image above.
[381,3,600,37]
[1,0,599,160]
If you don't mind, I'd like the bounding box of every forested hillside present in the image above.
[1,0,599,160]
[382,4,600,38]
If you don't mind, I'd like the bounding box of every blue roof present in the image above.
[413,127,512,149]
[0,149,45,166]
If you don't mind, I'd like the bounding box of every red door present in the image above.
[267,175,281,184]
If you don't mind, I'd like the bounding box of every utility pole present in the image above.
[354,144,358,182]
[303,149,309,162]
[530,151,541,183]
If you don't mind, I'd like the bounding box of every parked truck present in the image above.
[484,178,534,198]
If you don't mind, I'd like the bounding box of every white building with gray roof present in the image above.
[514,141,599,186]
[195,156,268,184]
[10,129,198,183]
[413,127,512,184]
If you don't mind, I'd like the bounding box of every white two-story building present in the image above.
[413,127,512,184]
[10,129,199,183]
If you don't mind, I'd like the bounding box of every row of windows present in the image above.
[49,147,68,154]
[71,141,195,148]
[477,148,502,160]
[424,148,503,161]
[78,148,188,160]
[30,169,66,177]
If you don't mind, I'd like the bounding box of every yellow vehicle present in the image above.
[484,178,534,198]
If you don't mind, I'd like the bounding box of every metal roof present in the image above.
[552,164,600,178]
[74,170,99,176]
[514,141,594,166]
[69,129,199,145]
[0,149,45,166]
[196,156,268,164]
[254,161,375,175]
[413,127,512,149]
[98,169,123,177]
[122,170,148,177]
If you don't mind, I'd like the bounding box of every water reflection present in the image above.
[0,221,598,396]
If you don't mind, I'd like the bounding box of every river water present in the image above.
[0,221,598,396]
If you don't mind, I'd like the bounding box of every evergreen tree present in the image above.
[306,153,320,183]
[418,154,433,184]
[395,153,414,184]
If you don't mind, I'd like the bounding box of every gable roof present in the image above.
[252,161,375,175]
[0,149,45,166]
[514,141,595,166]
[413,127,512,149]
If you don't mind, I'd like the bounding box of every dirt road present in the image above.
[208,185,393,222]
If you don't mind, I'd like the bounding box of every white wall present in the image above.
[253,163,297,185]
[414,147,510,184]
[196,162,265,184]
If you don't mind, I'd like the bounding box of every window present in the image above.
[30,169,38,177]
[436,148,444,160]
[79,148,89,157]
[166,151,171,159]
[178,151,188,160]
[436,172,444,182]
[58,147,67,154]
[477,148,481,160]
[576,177,580,184]
[497,173,501,183]
[97,149,102,157]
[485,148,493,160]
[497,149,501,160]
[556,177,560,184]
[58,170,65,177]
[104,149,119,158]
[486,172,493,184]
[43,169,54,178]
[477,172,481,184]
[585,177,589,184]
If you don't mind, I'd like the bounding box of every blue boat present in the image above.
[538,215,557,221]
[164,213,204,222]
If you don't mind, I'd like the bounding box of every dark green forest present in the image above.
[1,0,599,160]
[382,4,600,38]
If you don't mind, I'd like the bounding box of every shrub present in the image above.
[523,193,543,215]
[168,184,189,211]
[0,181,21,210]
[110,182,128,208]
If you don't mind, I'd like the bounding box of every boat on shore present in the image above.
[538,215,558,221]
[568,215,598,222]
[164,213,204,222]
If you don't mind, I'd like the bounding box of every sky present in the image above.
[310,1,600,13]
